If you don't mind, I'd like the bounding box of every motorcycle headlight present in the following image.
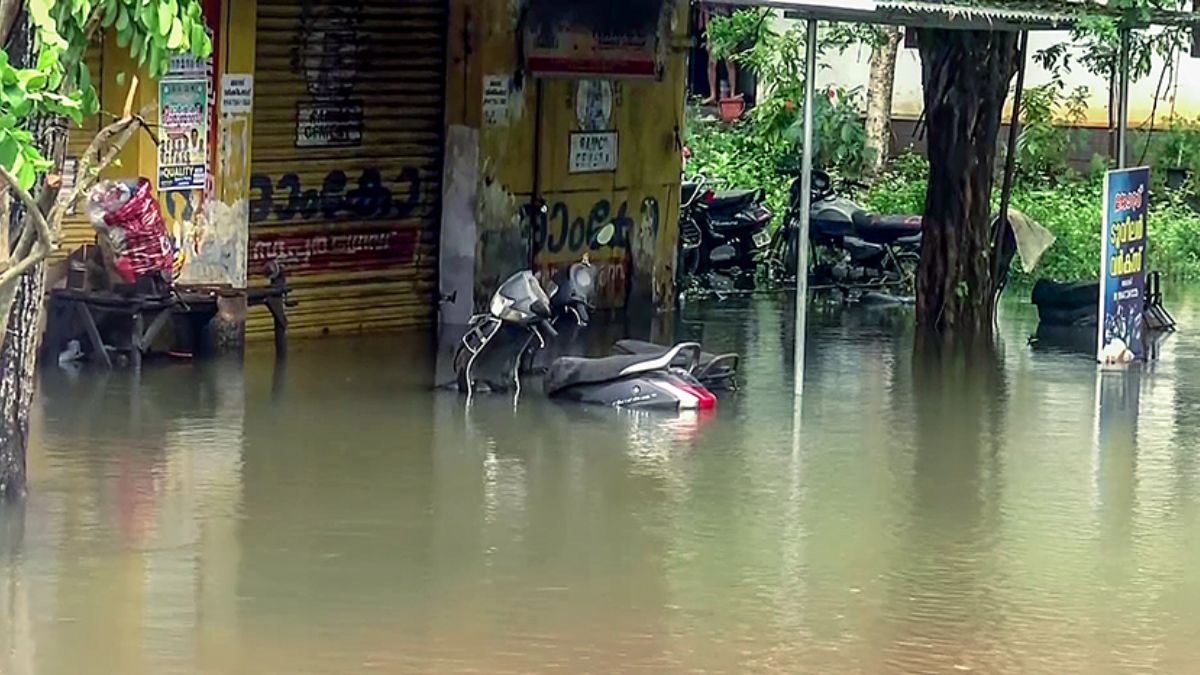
[571,264,594,293]
[490,293,514,318]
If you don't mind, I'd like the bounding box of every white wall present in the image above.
[773,18,1200,128]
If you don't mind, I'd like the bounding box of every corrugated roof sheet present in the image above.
[728,0,1200,30]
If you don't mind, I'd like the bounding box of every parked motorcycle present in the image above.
[679,174,774,277]
[455,226,720,412]
[766,169,922,292]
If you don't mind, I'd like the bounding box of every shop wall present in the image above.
[444,0,688,316]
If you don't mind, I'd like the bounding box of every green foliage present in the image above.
[0,0,211,190]
[697,11,872,178]
[1015,83,1089,181]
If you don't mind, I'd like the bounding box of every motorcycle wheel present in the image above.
[453,344,472,393]
[895,251,920,294]
[681,245,704,276]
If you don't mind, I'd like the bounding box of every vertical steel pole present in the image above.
[793,18,817,400]
[1117,28,1131,169]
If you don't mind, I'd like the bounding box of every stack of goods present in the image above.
[86,178,175,288]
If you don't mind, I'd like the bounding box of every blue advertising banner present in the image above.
[1097,167,1150,364]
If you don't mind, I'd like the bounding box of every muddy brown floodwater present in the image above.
[2,291,1200,674]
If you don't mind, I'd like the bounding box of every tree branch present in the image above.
[0,166,56,251]
[0,0,20,49]
[48,104,153,227]
[0,242,47,288]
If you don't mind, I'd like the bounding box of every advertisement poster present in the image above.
[158,80,209,191]
[1097,167,1149,364]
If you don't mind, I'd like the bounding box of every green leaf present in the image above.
[0,132,19,172]
[2,84,27,112]
[82,87,99,116]
[116,5,129,31]
[158,2,173,36]
[12,152,34,192]
[102,0,118,27]
[116,70,128,86]
[190,24,206,57]
[28,0,66,49]
[168,17,184,49]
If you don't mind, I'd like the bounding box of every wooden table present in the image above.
[47,274,292,369]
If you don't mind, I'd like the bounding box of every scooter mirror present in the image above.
[593,223,616,248]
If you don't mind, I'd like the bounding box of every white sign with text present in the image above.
[221,74,254,115]
[569,131,618,173]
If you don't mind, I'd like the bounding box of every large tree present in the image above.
[0,0,210,499]
[914,28,1021,336]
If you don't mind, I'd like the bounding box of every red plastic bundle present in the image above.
[100,178,174,282]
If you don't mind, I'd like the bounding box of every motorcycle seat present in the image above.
[851,211,923,244]
[544,353,665,396]
[707,189,759,211]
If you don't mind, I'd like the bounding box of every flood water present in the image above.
[2,289,1200,674]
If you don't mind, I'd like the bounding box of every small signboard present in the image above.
[1097,166,1150,364]
[296,101,364,148]
[221,74,254,115]
[483,75,510,127]
[569,131,618,173]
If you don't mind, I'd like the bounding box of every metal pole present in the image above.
[793,18,817,400]
[1117,28,1131,169]
[992,31,1028,288]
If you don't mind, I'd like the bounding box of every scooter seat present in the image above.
[612,339,739,390]
[544,353,667,396]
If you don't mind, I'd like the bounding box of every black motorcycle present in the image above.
[679,174,774,276]
[767,170,922,292]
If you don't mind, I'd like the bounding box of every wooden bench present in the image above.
[47,265,294,368]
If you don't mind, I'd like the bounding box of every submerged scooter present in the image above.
[454,226,718,411]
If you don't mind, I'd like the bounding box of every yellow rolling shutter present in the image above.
[56,40,105,260]
[249,0,447,337]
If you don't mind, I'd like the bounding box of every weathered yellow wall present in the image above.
[446,0,687,312]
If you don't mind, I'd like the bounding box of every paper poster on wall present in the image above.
[296,101,364,147]
[569,132,618,173]
[575,79,613,131]
[1097,166,1150,364]
[158,79,209,192]
[483,75,510,127]
[220,74,254,115]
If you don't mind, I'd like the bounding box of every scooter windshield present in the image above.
[491,271,551,323]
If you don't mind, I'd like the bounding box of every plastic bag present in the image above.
[85,178,174,284]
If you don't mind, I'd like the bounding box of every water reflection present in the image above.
[0,294,1198,672]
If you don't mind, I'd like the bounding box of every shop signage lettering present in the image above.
[1098,167,1150,364]
[296,101,364,148]
[249,227,418,275]
[249,167,422,224]
[532,196,660,255]
[568,131,618,173]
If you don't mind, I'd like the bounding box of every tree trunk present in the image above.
[915,29,1020,338]
[863,26,903,179]
[0,13,66,501]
